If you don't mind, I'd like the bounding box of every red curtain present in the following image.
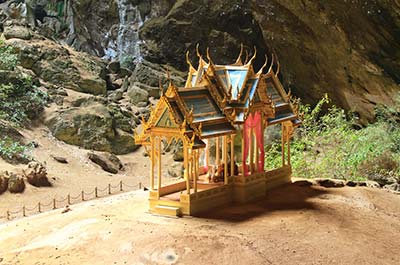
[243,111,265,176]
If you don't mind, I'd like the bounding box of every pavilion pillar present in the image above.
[194,149,198,193]
[184,142,190,194]
[230,134,235,176]
[241,126,245,177]
[157,136,162,199]
[281,124,286,166]
[216,136,220,165]
[223,136,228,184]
[150,135,155,191]
[205,139,210,169]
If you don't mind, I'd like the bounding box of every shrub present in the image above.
[0,39,19,70]
[265,94,400,181]
[0,136,32,164]
[0,76,48,125]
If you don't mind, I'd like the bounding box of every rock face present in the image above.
[88,152,123,174]
[46,98,138,155]
[23,161,51,187]
[4,34,106,96]
[7,173,25,193]
[138,0,400,123]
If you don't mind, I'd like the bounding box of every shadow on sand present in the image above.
[194,180,331,222]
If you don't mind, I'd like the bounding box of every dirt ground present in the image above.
[0,122,178,220]
[0,182,399,265]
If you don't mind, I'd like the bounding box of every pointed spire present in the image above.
[186,50,195,70]
[234,43,244,65]
[196,43,201,58]
[267,53,275,75]
[246,46,257,66]
[257,55,268,75]
[275,53,281,77]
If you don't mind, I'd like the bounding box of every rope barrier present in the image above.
[2,180,143,222]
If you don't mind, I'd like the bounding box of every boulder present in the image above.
[8,173,25,193]
[51,155,68,164]
[384,183,400,192]
[108,61,121,73]
[133,82,160,98]
[315,178,345,188]
[293,180,314,187]
[168,163,184,178]
[46,100,138,154]
[3,25,31,40]
[79,77,107,95]
[23,161,51,187]
[365,181,381,189]
[0,171,9,194]
[88,152,123,174]
[127,85,149,105]
[345,180,357,187]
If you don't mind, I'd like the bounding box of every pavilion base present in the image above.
[148,166,292,216]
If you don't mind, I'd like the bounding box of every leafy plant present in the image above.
[0,39,19,70]
[265,94,400,182]
[0,136,33,164]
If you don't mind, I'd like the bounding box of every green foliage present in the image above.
[265,94,400,181]
[0,136,33,164]
[0,76,48,125]
[0,39,19,70]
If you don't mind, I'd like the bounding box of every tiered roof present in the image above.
[135,45,301,146]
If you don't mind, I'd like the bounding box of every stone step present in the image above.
[154,205,181,217]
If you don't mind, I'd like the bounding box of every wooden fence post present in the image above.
[23,206,26,217]
[108,184,111,195]
[38,202,41,213]
[139,182,142,189]
[67,194,71,205]
[95,187,98,198]
[53,198,56,210]
[6,210,10,220]
[119,181,123,191]
[81,191,85,201]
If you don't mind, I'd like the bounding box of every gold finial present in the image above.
[275,58,280,77]
[246,46,257,66]
[244,50,249,64]
[196,43,201,58]
[257,54,268,75]
[186,50,194,70]
[234,43,244,65]
[206,47,212,63]
[267,53,275,75]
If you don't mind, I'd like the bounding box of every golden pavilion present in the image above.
[135,45,302,216]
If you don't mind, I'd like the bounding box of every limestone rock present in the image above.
[0,171,9,194]
[384,183,400,192]
[127,85,149,106]
[3,25,31,40]
[46,100,138,155]
[168,163,184,178]
[8,173,25,193]
[88,152,123,174]
[79,77,107,95]
[23,161,51,187]
[315,178,345,188]
[51,156,68,164]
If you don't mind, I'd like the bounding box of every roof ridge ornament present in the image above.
[186,50,195,71]
[257,55,268,75]
[275,53,281,77]
[266,53,275,75]
[234,43,244,65]
[206,47,213,64]
[246,46,257,66]
[244,50,249,64]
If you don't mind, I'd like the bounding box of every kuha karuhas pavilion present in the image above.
[135,46,302,216]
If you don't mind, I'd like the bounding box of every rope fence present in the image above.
[0,180,143,222]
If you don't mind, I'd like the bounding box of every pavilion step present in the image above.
[154,205,181,217]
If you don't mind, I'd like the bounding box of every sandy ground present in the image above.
[0,182,399,265]
[0,123,177,221]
